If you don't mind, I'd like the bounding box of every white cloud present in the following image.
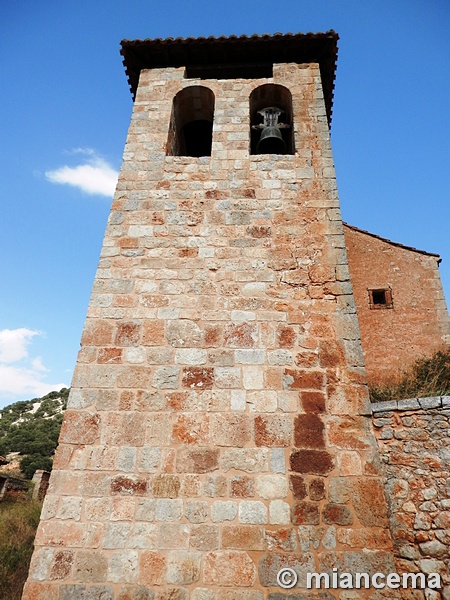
[66,147,96,156]
[0,328,68,401]
[0,328,39,363]
[0,365,67,399]
[31,357,49,372]
[45,150,119,197]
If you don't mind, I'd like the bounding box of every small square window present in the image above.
[368,288,393,309]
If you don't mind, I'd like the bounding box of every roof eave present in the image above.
[120,31,338,126]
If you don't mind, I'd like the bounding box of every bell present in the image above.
[256,125,286,155]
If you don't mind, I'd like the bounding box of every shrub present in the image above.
[369,348,450,403]
[0,500,42,600]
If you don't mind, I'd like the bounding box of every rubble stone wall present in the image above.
[372,396,450,600]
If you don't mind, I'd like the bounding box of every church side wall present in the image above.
[344,225,450,387]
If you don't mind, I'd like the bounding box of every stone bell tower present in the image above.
[23,32,398,599]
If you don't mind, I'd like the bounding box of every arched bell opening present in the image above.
[167,86,215,157]
[249,84,294,155]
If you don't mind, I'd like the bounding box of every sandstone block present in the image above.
[309,478,326,501]
[190,525,219,551]
[322,503,353,525]
[153,366,180,389]
[153,475,181,498]
[115,322,141,346]
[247,390,277,412]
[204,474,227,497]
[221,448,268,473]
[182,367,215,389]
[59,411,100,445]
[175,349,207,365]
[155,499,183,521]
[235,349,265,364]
[242,366,264,390]
[351,478,389,527]
[157,524,190,550]
[215,367,241,388]
[222,525,265,550]
[73,551,108,582]
[269,500,291,525]
[230,476,255,498]
[172,414,210,445]
[211,501,238,522]
[224,322,258,347]
[238,501,268,524]
[167,550,201,584]
[177,448,220,474]
[203,551,256,587]
[258,552,315,588]
[255,475,288,500]
[110,475,148,496]
[166,320,203,347]
[139,552,166,585]
[128,523,157,549]
[185,501,209,523]
[103,523,130,549]
[290,450,334,475]
[254,415,292,447]
[269,448,286,474]
[294,413,325,449]
[211,414,251,447]
[292,501,320,525]
[231,390,247,411]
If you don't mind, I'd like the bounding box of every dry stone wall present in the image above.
[23,62,398,599]
[372,396,450,600]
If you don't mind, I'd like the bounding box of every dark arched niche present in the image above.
[167,86,215,157]
[249,84,294,155]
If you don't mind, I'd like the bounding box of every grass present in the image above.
[369,348,450,403]
[0,500,42,600]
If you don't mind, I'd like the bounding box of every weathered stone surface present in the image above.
[59,412,100,445]
[230,476,255,498]
[255,475,288,499]
[166,550,201,584]
[176,448,219,473]
[238,501,268,524]
[254,415,292,447]
[210,501,238,523]
[293,414,325,448]
[152,475,180,498]
[290,450,334,475]
[190,525,219,551]
[73,551,107,583]
[351,478,388,527]
[258,552,315,588]
[23,49,404,600]
[308,478,326,501]
[211,414,251,447]
[292,501,320,525]
[204,551,256,587]
[222,525,265,550]
[322,503,353,525]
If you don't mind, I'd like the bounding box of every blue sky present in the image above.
[0,1,449,408]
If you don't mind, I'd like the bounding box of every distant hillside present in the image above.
[0,388,69,479]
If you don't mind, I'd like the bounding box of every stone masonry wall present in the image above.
[23,62,397,599]
[344,225,450,387]
[372,396,450,600]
